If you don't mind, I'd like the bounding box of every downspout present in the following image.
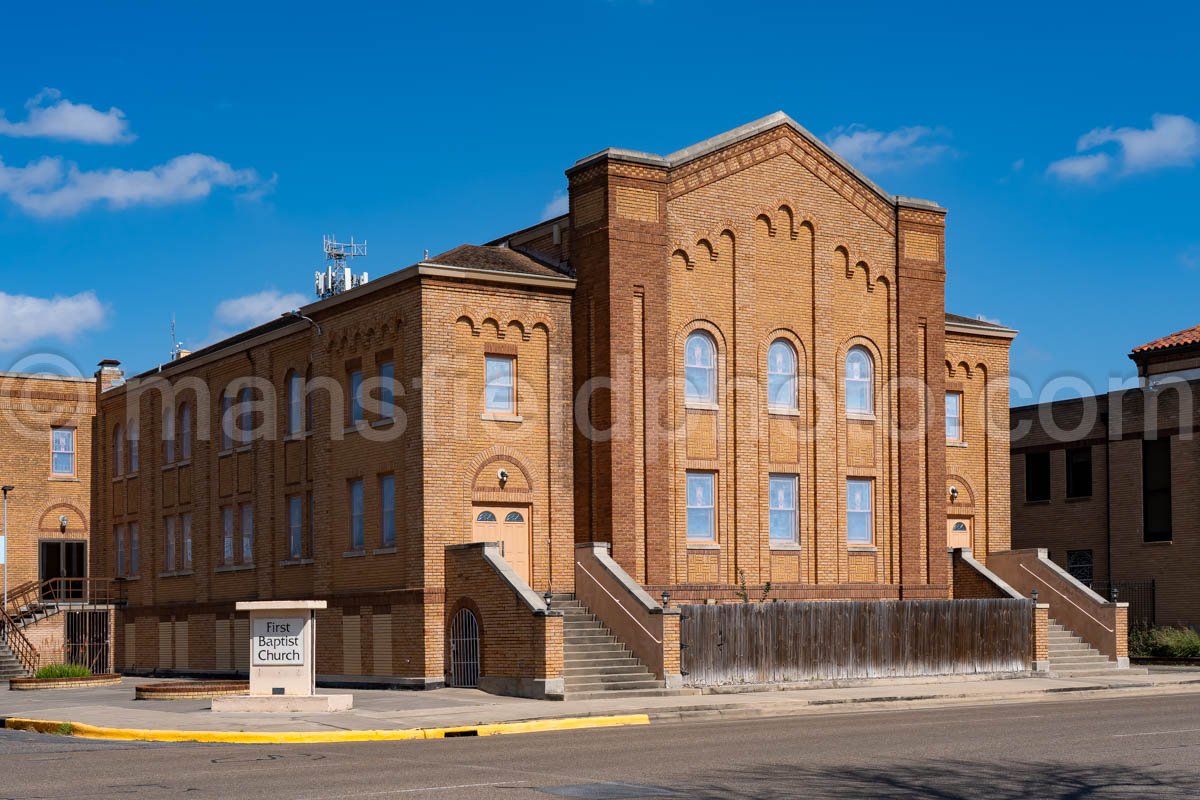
[1103,410,1112,587]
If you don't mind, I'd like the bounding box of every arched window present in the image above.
[476,511,497,522]
[287,370,303,436]
[304,365,314,433]
[179,403,192,460]
[684,331,717,405]
[220,392,234,450]
[113,424,124,476]
[238,387,253,445]
[767,340,798,411]
[164,406,176,464]
[504,511,524,523]
[845,347,873,415]
[128,419,139,472]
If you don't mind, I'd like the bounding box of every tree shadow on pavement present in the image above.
[679,759,1200,799]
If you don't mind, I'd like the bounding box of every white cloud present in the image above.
[0,153,269,217]
[1046,152,1112,182]
[541,190,568,220]
[214,289,308,329]
[1048,114,1200,182]
[0,88,134,144]
[825,124,951,173]
[0,290,106,351]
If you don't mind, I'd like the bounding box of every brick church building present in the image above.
[91,113,1033,696]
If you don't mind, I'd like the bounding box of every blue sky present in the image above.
[1,1,1197,404]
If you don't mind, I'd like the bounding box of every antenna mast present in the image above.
[315,235,369,299]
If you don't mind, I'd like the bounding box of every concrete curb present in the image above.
[0,713,650,744]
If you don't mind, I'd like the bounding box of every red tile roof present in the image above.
[1132,323,1200,354]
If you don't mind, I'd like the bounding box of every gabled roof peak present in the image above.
[569,111,942,211]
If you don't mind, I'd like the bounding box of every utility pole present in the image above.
[1,485,12,615]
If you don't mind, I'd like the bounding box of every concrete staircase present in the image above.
[1047,619,1146,677]
[555,595,695,701]
[0,636,29,679]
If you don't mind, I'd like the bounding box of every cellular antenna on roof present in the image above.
[169,314,190,361]
[315,235,369,299]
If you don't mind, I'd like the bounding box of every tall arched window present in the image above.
[287,370,303,436]
[128,419,140,472]
[164,405,176,464]
[684,331,717,405]
[113,424,124,477]
[767,339,798,411]
[178,403,192,460]
[304,365,314,433]
[238,387,253,445]
[845,346,873,415]
[220,391,234,450]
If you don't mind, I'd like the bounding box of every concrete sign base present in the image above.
[210,600,352,713]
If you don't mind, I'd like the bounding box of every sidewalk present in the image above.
[4,670,1200,739]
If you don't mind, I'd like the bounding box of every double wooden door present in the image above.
[471,505,531,586]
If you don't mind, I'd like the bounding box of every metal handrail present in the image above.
[1,607,40,674]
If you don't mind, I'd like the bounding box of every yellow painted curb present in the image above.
[2,713,650,744]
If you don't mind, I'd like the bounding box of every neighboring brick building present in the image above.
[1012,323,1200,628]
[0,370,113,676]
[94,113,1025,693]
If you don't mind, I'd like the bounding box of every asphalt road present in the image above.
[3,693,1199,799]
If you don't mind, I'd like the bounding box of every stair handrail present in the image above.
[5,579,41,616]
[1,607,40,674]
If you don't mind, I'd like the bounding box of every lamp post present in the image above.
[2,485,13,614]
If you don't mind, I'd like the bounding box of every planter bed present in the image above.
[9,674,122,691]
[135,680,249,700]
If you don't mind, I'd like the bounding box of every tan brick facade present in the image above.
[94,113,1017,688]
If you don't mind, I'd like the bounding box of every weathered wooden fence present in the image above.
[681,599,1031,686]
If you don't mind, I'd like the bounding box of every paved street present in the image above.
[3,693,1199,798]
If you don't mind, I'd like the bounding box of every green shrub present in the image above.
[34,663,93,679]
[1129,626,1200,659]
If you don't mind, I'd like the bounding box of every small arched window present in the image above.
[767,340,798,411]
[952,521,968,532]
[476,511,497,522]
[179,403,192,460]
[845,346,873,415]
[113,424,124,476]
[287,370,303,436]
[504,511,524,523]
[684,331,717,405]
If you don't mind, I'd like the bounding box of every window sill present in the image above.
[1065,495,1093,503]
[159,570,194,578]
[279,558,314,567]
[126,470,140,479]
[947,441,968,448]
[770,543,802,552]
[846,412,876,422]
[49,476,80,482]
[343,550,366,559]
[283,433,308,443]
[116,575,140,582]
[847,545,877,552]
[684,402,719,412]
[1142,539,1173,546]
[686,542,720,551]
[373,546,397,555]
[218,449,235,458]
[1024,499,1051,506]
[480,413,523,423]
[767,407,800,417]
[215,563,255,573]
[371,417,397,429]
[234,445,252,454]
[112,475,126,483]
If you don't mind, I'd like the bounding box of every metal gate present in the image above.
[448,608,480,688]
[64,610,111,673]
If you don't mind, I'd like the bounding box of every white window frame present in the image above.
[686,471,716,542]
[766,340,798,412]
[288,371,304,435]
[768,474,799,545]
[51,426,76,477]
[846,478,874,545]
[684,332,717,406]
[946,391,963,442]
[845,347,874,416]
[484,354,516,414]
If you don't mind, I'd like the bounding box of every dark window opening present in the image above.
[1025,451,1051,502]
[1066,446,1092,499]
[1143,438,1172,542]
[1066,549,1094,586]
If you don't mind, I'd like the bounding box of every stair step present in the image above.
[1050,657,1114,667]
[564,688,699,701]
[564,656,642,668]
[565,679,664,692]
[563,664,650,677]
[564,634,618,644]
[565,645,630,657]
